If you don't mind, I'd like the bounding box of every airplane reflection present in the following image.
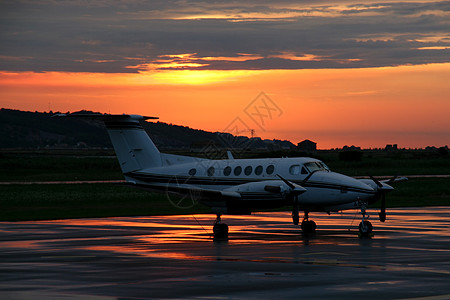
[1,208,449,262]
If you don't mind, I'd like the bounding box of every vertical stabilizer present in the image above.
[55,113,162,173]
[104,115,162,173]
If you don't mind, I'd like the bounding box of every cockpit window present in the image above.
[304,161,330,173]
[319,162,330,171]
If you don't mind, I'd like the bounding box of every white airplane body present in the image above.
[57,113,405,238]
[128,157,374,210]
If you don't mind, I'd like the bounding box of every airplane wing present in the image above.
[380,176,408,184]
[123,178,306,214]
[123,182,241,201]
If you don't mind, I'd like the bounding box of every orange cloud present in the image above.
[1,63,449,149]
[270,52,324,61]
[126,53,264,71]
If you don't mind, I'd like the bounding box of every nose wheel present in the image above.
[300,211,316,234]
[213,214,228,239]
[359,202,373,237]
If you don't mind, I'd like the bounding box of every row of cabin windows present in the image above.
[188,162,326,177]
[188,165,275,177]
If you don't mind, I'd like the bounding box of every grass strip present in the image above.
[0,178,448,221]
[0,183,209,221]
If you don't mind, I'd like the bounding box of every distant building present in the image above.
[385,144,398,151]
[297,139,317,152]
[342,145,361,151]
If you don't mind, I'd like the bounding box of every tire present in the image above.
[213,223,229,238]
[301,220,316,233]
[359,221,373,235]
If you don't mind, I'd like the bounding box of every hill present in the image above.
[0,109,295,151]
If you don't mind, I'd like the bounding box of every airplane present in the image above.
[55,113,407,238]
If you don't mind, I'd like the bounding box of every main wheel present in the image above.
[301,220,316,234]
[213,223,229,239]
[359,220,373,235]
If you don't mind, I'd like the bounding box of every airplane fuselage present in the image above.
[125,156,375,214]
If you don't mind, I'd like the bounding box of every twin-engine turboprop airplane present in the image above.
[56,113,406,238]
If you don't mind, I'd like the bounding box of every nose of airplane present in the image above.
[345,175,376,193]
[315,172,375,193]
[359,178,395,192]
[380,182,394,192]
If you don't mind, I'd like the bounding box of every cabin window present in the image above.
[255,165,263,175]
[234,166,242,176]
[189,168,196,176]
[223,166,231,176]
[266,165,275,175]
[289,165,301,175]
[244,166,252,176]
[207,167,215,176]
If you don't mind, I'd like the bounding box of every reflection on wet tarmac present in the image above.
[1,207,450,255]
[1,207,450,299]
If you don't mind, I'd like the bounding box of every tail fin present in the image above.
[55,113,162,173]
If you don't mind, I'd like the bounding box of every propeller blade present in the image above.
[277,175,305,226]
[387,175,398,185]
[369,175,383,188]
[379,193,386,222]
[292,195,299,225]
[276,175,307,196]
[277,174,295,189]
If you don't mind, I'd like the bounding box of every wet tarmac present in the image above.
[1,207,449,299]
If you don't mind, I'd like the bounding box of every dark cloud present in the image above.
[0,0,449,72]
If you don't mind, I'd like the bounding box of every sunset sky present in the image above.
[1,0,449,149]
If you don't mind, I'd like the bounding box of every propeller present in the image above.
[386,175,398,185]
[369,175,383,188]
[369,175,394,222]
[277,175,306,225]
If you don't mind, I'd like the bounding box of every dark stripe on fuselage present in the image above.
[125,172,375,195]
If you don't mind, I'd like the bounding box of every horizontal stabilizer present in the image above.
[53,113,158,121]
[55,112,162,173]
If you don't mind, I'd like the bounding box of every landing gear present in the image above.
[359,220,373,235]
[213,214,228,239]
[300,211,316,234]
[358,202,373,237]
[292,204,299,225]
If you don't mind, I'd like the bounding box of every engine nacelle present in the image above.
[224,180,290,195]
